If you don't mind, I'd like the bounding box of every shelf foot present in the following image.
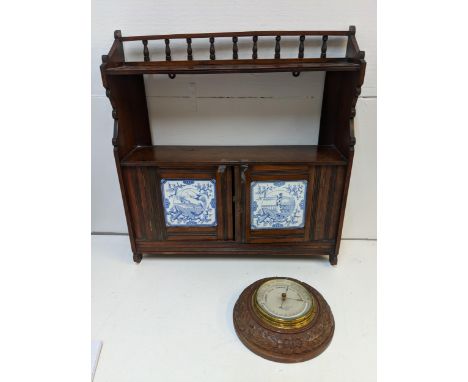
[133,252,143,263]
[329,254,338,266]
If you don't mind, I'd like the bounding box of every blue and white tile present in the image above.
[161,179,217,227]
[251,180,307,230]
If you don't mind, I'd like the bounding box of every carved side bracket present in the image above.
[112,120,119,147]
[350,86,361,120]
[101,54,119,148]
[349,59,366,150]
[100,31,126,148]
[348,84,360,150]
[349,120,356,148]
[345,26,366,149]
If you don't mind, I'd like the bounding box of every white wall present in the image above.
[91,0,376,239]
[146,72,325,145]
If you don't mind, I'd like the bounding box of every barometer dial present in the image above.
[254,278,315,328]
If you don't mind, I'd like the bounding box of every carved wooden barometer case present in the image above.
[100,27,366,265]
[233,277,334,362]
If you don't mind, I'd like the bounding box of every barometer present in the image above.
[233,277,334,363]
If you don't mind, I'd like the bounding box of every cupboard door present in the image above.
[242,165,314,243]
[123,166,232,242]
[158,166,232,241]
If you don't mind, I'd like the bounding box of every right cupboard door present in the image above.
[240,164,347,244]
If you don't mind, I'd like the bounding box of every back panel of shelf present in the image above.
[144,71,325,146]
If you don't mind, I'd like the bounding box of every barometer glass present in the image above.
[255,278,313,322]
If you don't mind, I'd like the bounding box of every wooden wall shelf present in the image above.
[100,26,366,265]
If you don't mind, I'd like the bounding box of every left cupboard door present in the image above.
[122,166,233,241]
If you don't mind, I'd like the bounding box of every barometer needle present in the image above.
[278,285,289,309]
[279,290,287,309]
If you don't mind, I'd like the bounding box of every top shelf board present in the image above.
[101,27,365,76]
[105,58,361,75]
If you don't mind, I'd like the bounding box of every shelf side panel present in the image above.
[318,71,358,158]
[107,75,152,159]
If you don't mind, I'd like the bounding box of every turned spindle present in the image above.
[186,38,193,60]
[209,37,215,60]
[321,35,328,58]
[142,40,150,61]
[274,36,281,59]
[165,39,171,61]
[298,35,305,59]
[233,36,238,59]
[252,35,258,59]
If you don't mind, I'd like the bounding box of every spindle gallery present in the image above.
[100,26,366,264]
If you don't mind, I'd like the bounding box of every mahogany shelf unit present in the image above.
[100,26,366,265]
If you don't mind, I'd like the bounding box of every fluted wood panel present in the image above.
[310,165,346,240]
[122,166,165,241]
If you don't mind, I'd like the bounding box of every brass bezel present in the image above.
[252,283,317,329]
